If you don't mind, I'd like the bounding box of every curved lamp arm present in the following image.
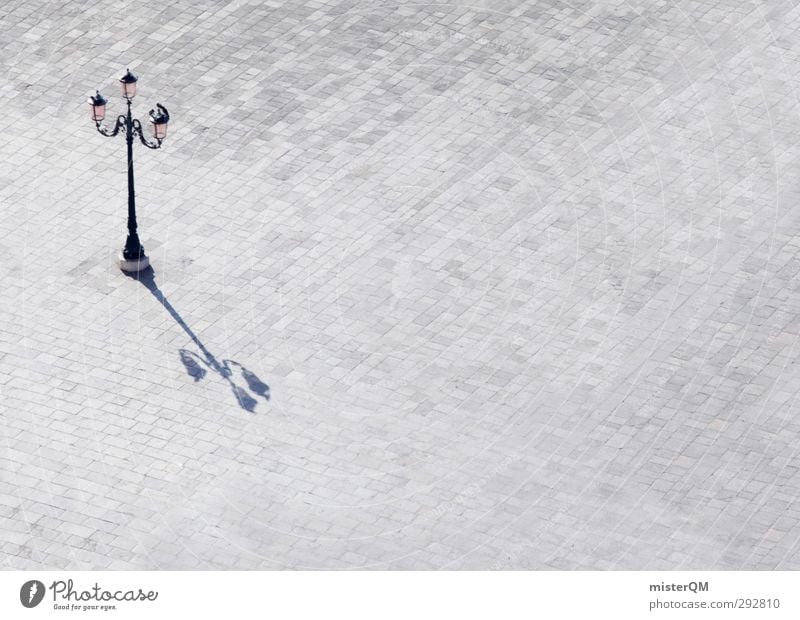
[95,115,126,137]
[132,118,162,149]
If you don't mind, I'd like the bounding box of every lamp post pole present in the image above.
[89,68,170,272]
[124,97,144,265]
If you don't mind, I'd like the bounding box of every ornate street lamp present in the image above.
[89,68,170,272]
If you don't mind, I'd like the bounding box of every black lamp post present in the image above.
[89,68,170,272]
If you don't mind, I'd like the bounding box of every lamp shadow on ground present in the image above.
[125,266,270,413]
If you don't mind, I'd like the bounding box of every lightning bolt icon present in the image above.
[28,582,37,603]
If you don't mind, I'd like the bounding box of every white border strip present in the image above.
[0,571,797,619]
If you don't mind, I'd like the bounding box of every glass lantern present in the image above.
[119,68,138,99]
[149,104,170,140]
[88,91,108,122]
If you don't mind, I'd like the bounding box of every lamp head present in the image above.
[88,90,108,121]
[149,103,170,140]
[119,68,138,99]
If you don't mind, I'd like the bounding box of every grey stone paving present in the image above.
[1,0,800,569]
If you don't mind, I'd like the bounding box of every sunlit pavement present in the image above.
[1,0,800,569]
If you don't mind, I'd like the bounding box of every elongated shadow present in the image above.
[127,267,269,412]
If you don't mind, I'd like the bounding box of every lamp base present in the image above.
[118,252,150,272]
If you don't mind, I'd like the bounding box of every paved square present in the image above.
[2,0,800,569]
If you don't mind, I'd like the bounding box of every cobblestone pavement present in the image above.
[1,0,800,570]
